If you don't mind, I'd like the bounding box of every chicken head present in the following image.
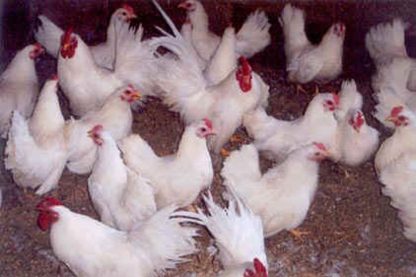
[88,125,104,146]
[196,118,216,138]
[244,258,268,277]
[60,28,78,59]
[236,56,253,93]
[29,43,45,59]
[115,4,137,22]
[332,23,346,37]
[309,142,330,162]
[386,106,409,127]
[178,0,197,12]
[323,93,340,111]
[349,110,365,132]
[120,84,141,103]
[37,197,62,231]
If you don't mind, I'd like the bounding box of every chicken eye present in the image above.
[200,127,206,132]
[122,12,127,16]
[326,100,333,105]
[125,90,132,95]
[398,115,406,121]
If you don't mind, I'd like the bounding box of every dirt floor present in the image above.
[1,0,416,276]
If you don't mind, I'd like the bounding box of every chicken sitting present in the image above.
[119,119,214,209]
[331,80,380,166]
[36,197,198,277]
[221,143,329,237]
[5,76,67,195]
[280,4,345,84]
[34,4,137,70]
[0,43,44,138]
[177,0,271,63]
[375,106,416,241]
[88,125,156,231]
[243,93,339,161]
[176,193,268,277]
[365,19,416,129]
[65,85,139,174]
[150,2,269,153]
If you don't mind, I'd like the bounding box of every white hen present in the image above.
[280,4,345,84]
[120,119,214,209]
[176,192,268,277]
[243,93,339,161]
[88,126,156,231]
[65,85,139,174]
[150,2,269,153]
[5,77,67,195]
[177,0,271,61]
[36,197,198,277]
[0,43,44,138]
[375,107,416,242]
[366,19,416,129]
[221,143,329,237]
[34,4,137,69]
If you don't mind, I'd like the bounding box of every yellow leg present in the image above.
[289,228,310,239]
[296,84,308,94]
[220,148,230,158]
[314,85,320,95]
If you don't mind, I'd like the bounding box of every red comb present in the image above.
[313,142,327,151]
[62,27,74,44]
[244,258,268,277]
[391,106,404,117]
[203,118,213,130]
[90,124,103,133]
[122,3,135,15]
[36,197,62,210]
[50,74,58,80]
[33,42,43,50]
[238,56,252,75]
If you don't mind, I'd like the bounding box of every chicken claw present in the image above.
[289,228,310,239]
[220,148,231,157]
[229,134,243,144]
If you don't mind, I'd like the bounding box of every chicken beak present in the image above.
[130,90,141,102]
[128,13,138,20]
[385,116,396,123]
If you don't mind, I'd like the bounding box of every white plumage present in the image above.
[88,127,156,231]
[5,78,67,195]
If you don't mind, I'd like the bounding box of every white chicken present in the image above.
[331,80,379,166]
[177,0,271,62]
[0,43,44,138]
[150,1,269,153]
[88,125,156,231]
[65,85,139,174]
[34,4,137,69]
[36,197,198,277]
[243,93,339,161]
[375,106,416,242]
[221,143,329,237]
[176,193,268,277]
[280,4,345,84]
[5,76,67,195]
[119,119,214,209]
[365,19,416,129]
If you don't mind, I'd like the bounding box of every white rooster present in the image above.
[243,93,339,161]
[119,119,214,209]
[176,193,268,277]
[5,76,67,195]
[366,19,416,129]
[65,85,140,174]
[0,43,44,138]
[177,0,271,62]
[36,197,198,277]
[280,4,345,85]
[150,0,270,153]
[375,106,416,241]
[88,125,156,231]
[34,4,137,69]
[221,143,329,238]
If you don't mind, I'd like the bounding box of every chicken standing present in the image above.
[176,193,268,277]
[366,19,416,129]
[5,77,67,195]
[150,1,270,153]
[375,106,416,241]
[177,0,271,62]
[221,143,329,237]
[88,125,156,231]
[280,4,345,85]
[0,43,44,138]
[120,119,214,209]
[34,4,137,69]
[65,85,140,174]
[36,197,198,277]
[243,93,338,161]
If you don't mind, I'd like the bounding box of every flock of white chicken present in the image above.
[0,0,415,276]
